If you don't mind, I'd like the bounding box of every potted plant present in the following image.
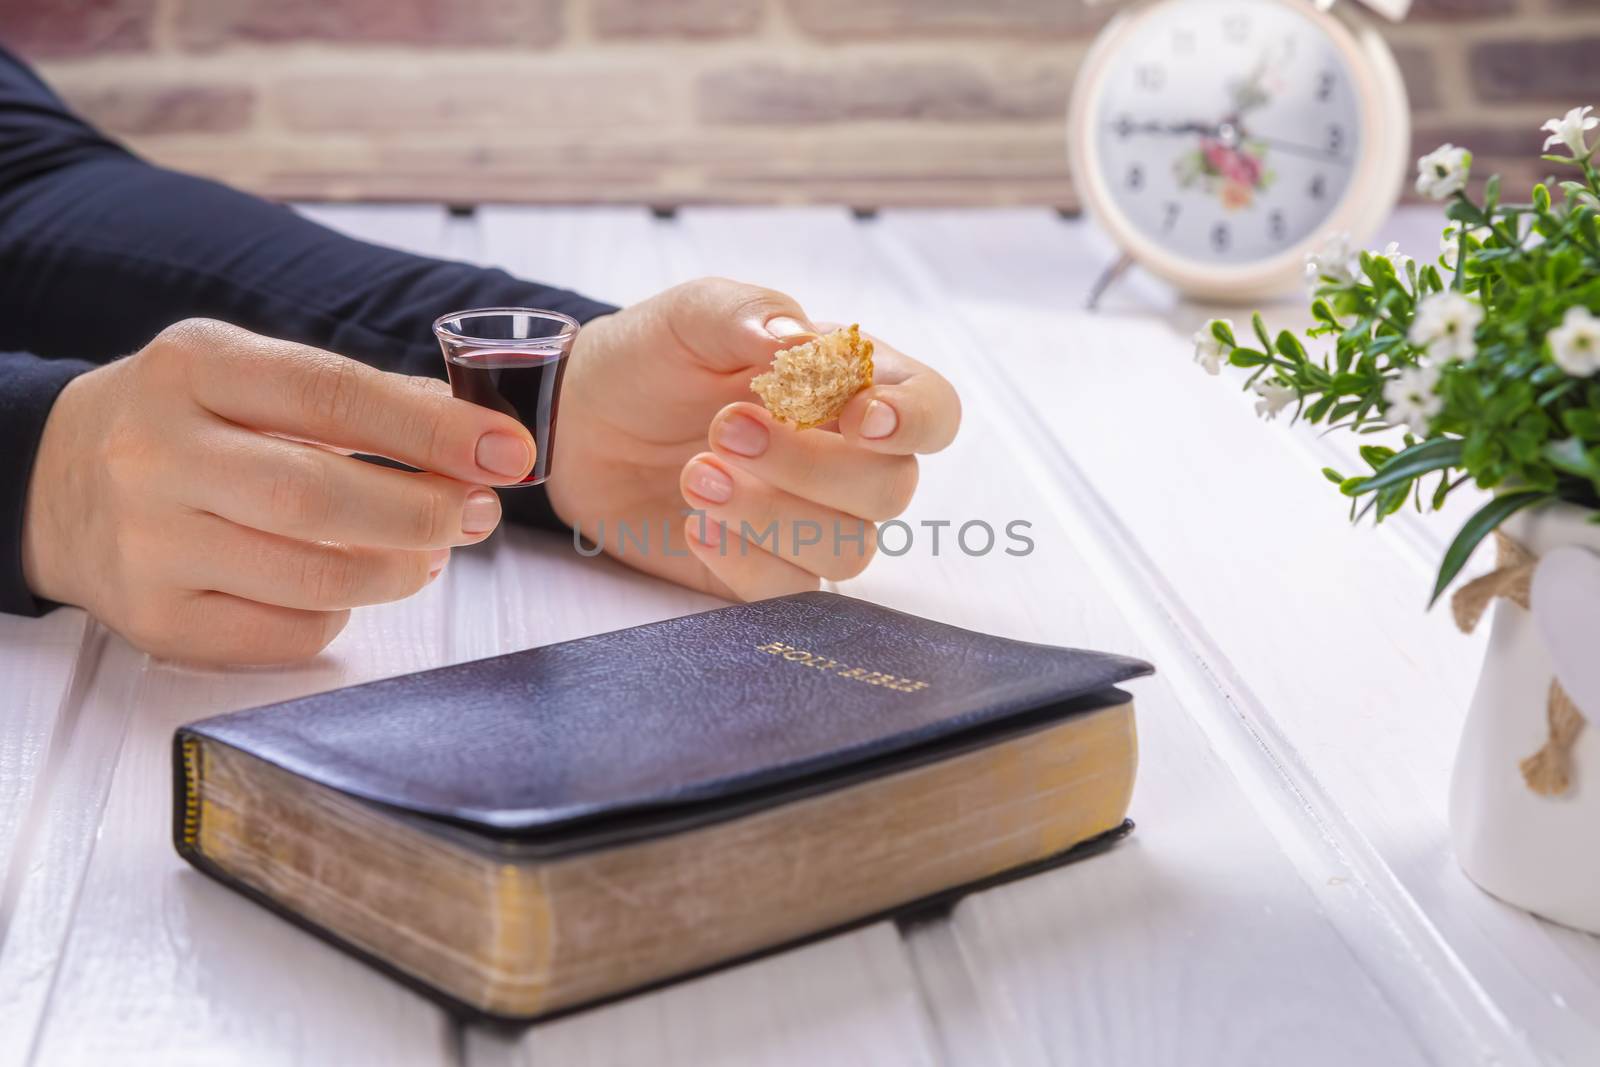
[1195,107,1600,932]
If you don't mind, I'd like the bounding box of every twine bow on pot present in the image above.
[1452,531,1588,796]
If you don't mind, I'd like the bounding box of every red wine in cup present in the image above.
[445,347,568,485]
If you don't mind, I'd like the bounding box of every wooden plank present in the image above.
[0,610,91,903]
[6,205,467,1067]
[644,207,1458,1065]
[291,202,453,256]
[457,207,945,1067]
[476,205,675,310]
[466,926,937,1067]
[872,206,1590,1063]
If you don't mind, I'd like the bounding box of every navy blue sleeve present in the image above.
[0,44,614,617]
[0,353,96,616]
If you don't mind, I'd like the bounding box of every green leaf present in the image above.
[1228,348,1269,367]
[1330,399,1363,421]
[1506,427,1542,464]
[1359,444,1396,469]
[1349,437,1464,495]
[1563,409,1600,441]
[1251,313,1272,351]
[1429,491,1549,606]
[1539,379,1582,408]
[1545,436,1600,479]
[1210,320,1236,347]
[1447,199,1487,226]
[1362,251,1396,285]
[1305,395,1336,422]
[1274,330,1307,361]
[1431,472,1454,510]
[1322,467,1345,485]
[1375,481,1410,520]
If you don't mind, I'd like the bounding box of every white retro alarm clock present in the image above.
[1068,0,1411,302]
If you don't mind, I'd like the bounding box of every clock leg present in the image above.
[1085,253,1135,312]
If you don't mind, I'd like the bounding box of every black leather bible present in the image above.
[173,591,1152,1020]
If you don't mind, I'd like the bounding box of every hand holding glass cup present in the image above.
[433,308,578,487]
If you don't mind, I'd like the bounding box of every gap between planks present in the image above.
[0,618,110,957]
[0,621,136,1067]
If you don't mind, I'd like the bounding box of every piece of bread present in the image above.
[750,324,874,430]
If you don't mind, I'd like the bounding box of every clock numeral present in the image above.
[1327,123,1344,153]
[1210,222,1231,252]
[1309,174,1327,200]
[1125,164,1144,191]
[1172,28,1195,54]
[1223,14,1249,43]
[1162,201,1181,232]
[1269,210,1287,242]
[1316,70,1336,103]
[1114,113,1134,139]
[1136,64,1165,91]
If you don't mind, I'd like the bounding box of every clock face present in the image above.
[1089,0,1365,267]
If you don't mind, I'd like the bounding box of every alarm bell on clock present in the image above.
[1068,0,1412,305]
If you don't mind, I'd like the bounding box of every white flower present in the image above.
[1541,105,1599,158]
[1305,231,1356,285]
[1252,379,1297,420]
[1383,364,1443,436]
[1415,144,1472,200]
[1549,305,1600,377]
[1408,290,1483,362]
[1193,319,1233,375]
[1440,223,1491,269]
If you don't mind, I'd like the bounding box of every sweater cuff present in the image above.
[0,353,96,617]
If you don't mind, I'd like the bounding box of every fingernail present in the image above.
[715,413,769,457]
[765,316,814,342]
[427,548,450,580]
[860,399,898,440]
[685,461,734,504]
[476,433,532,479]
[462,490,501,535]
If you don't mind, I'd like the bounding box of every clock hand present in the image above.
[1148,120,1216,136]
[1113,118,1218,137]
[1244,135,1350,165]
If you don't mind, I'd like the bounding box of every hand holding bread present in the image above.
[547,278,962,603]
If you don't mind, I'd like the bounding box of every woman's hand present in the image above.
[547,278,961,600]
[22,319,535,664]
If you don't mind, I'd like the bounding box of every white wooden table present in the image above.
[3,205,1596,1067]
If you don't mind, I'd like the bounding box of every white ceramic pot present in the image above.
[1449,502,1600,933]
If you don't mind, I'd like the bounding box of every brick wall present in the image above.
[6,0,1599,208]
